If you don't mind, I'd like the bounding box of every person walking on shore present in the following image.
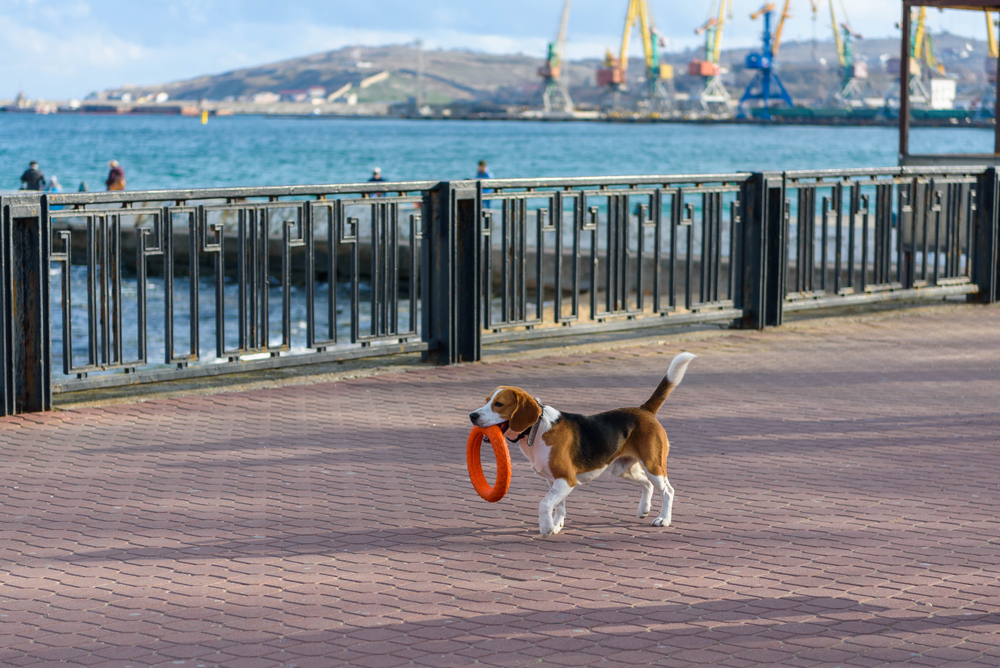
[476,159,494,208]
[105,160,126,191]
[19,161,46,191]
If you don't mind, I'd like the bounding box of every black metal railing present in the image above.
[473,175,748,343]
[782,167,982,313]
[2,167,998,415]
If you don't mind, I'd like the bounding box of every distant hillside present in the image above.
[104,34,994,108]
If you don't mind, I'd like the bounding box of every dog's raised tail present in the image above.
[640,352,697,415]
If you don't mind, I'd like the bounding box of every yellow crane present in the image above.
[597,0,674,111]
[912,7,945,75]
[985,10,998,60]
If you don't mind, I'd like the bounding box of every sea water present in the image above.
[1,114,994,191]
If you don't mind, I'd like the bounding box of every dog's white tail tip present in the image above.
[666,352,697,386]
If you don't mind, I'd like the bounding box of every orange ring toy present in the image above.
[466,425,512,503]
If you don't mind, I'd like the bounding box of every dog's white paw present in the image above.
[652,517,671,527]
[637,507,650,519]
[540,524,557,537]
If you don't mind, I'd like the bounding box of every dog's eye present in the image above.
[494,402,502,407]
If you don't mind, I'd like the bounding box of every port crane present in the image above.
[827,0,868,105]
[596,0,674,113]
[538,0,574,113]
[689,0,735,114]
[737,1,795,119]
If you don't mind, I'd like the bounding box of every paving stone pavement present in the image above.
[2,305,1000,668]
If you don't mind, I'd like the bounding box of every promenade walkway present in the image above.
[2,304,999,668]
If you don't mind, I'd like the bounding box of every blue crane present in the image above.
[738,1,794,119]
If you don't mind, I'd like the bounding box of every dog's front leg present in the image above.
[539,479,573,537]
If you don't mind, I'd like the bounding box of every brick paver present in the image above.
[2,305,999,667]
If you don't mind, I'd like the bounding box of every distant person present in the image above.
[369,167,385,197]
[19,161,46,191]
[46,176,64,211]
[78,181,89,192]
[476,159,494,207]
[105,160,126,191]
[476,160,493,180]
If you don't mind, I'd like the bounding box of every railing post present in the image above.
[424,181,480,365]
[739,172,786,329]
[972,167,999,304]
[0,194,52,416]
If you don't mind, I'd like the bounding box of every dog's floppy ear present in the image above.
[508,388,542,434]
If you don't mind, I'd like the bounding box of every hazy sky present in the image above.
[1,0,991,99]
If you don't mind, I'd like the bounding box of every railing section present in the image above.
[475,175,749,343]
[783,167,982,311]
[44,183,435,392]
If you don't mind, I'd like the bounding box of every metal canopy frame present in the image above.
[899,0,1000,165]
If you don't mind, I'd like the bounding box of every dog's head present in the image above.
[469,386,542,435]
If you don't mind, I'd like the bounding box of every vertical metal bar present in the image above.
[860,194,870,292]
[136,222,148,364]
[922,184,931,282]
[570,192,594,319]
[350,213,360,343]
[606,195,616,314]
[282,217,292,347]
[847,183,858,290]
[306,203,316,347]
[237,209,247,352]
[685,208,693,311]
[536,207,544,322]
[933,191,942,285]
[59,232,72,374]
[260,208,270,349]
[728,198,738,301]
[409,211,419,334]
[669,191,679,311]
[519,198,527,322]
[700,192,709,305]
[189,210,200,360]
[329,203,339,343]
[99,215,111,366]
[554,192,563,324]
[636,202,645,312]
[803,186,812,293]
[820,196,829,292]
[589,206,599,320]
[653,190,662,311]
[111,214,123,365]
[834,183,843,294]
[501,198,509,323]
[713,192,722,302]
[369,202,380,337]
[483,210,493,330]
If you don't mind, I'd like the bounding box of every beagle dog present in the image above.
[469,352,696,537]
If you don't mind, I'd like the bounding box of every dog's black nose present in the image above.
[469,412,479,424]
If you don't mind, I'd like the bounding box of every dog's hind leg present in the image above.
[641,463,675,527]
[611,458,655,518]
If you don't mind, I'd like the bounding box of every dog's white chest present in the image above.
[517,405,560,481]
